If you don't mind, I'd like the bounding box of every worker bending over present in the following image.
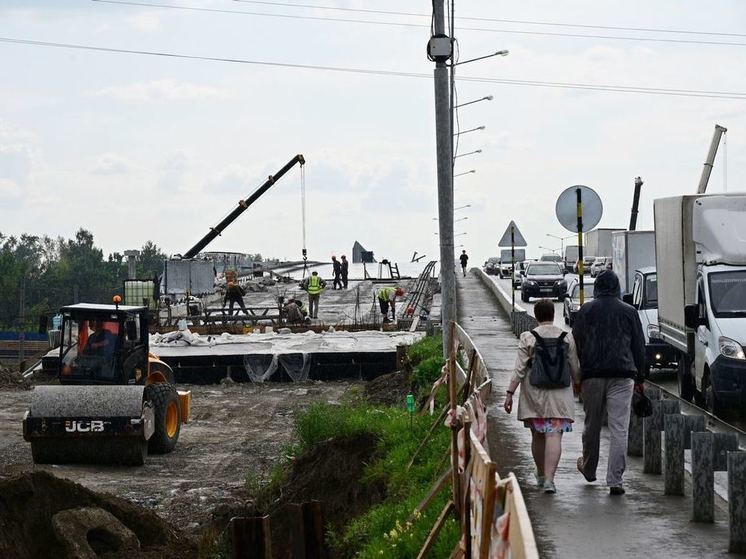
[378,286,405,323]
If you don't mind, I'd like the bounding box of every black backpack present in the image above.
[528,330,571,389]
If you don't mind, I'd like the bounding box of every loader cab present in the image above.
[59,303,149,385]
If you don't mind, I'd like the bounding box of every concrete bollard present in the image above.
[728,452,746,553]
[714,433,739,471]
[660,399,681,426]
[628,410,644,457]
[644,399,662,474]
[664,414,686,495]
[645,385,662,402]
[683,415,706,449]
[692,431,714,523]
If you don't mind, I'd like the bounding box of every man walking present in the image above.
[340,255,349,289]
[331,256,342,290]
[300,271,325,319]
[572,270,645,495]
[459,250,469,278]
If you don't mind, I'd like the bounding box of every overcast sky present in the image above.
[1,0,744,266]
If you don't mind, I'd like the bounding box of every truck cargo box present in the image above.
[654,194,746,354]
[612,230,656,295]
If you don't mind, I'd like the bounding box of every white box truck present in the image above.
[612,230,656,295]
[564,245,580,273]
[654,194,746,413]
[585,228,623,259]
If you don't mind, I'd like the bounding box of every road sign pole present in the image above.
[511,225,515,312]
[576,187,585,305]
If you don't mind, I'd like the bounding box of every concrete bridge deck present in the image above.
[457,270,732,558]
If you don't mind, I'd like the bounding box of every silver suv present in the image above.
[520,262,567,302]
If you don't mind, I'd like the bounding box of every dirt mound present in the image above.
[0,366,31,391]
[269,433,386,557]
[364,369,411,407]
[0,471,197,559]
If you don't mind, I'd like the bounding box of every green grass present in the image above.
[292,334,458,558]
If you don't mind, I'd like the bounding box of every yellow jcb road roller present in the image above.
[23,299,191,466]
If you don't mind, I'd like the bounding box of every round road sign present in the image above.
[555,185,603,233]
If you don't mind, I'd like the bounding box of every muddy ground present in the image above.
[0,375,361,533]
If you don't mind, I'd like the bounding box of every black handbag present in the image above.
[632,390,653,417]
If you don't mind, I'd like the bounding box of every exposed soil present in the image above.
[0,380,361,534]
[269,433,386,557]
[0,365,32,391]
[0,470,196,559]
[364,369,412,407]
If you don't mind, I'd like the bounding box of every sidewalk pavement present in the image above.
[457,271,732,558]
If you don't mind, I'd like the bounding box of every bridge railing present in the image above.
[417,321,538,558]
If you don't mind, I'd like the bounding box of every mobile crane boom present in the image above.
[182,154,305,259]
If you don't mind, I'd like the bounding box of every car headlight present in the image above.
[718,336,746,360]
[570,304,580,311]
[525,280,537,286]
[647,324,662,341]
[556,280,567,287]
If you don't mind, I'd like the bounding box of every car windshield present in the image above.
[528,264,561,275]
[708,271,746,317]
[61,318,120,380]
[643,274,658,308]
[540,255,562,262]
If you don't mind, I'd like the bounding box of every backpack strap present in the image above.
[558,331,568,343]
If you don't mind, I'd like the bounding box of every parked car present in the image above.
[484,257,500,276]
[573,256,596,275]
[590,256,612,277]
[563,281,594,326]
[520,262,567,302]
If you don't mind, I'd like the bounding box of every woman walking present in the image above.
[503,299,580,493]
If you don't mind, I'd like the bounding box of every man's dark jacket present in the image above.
[571,270,646,383]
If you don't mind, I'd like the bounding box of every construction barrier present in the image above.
[417,322,538,559]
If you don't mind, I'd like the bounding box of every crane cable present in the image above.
[300,162,308,278]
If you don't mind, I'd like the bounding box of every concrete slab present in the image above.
[457,270,732,558]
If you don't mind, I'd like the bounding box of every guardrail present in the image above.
[417,321,538,558]
[473,269,538,336]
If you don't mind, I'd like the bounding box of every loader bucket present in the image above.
[23,386,154,466]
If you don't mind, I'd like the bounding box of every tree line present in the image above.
[0,229,166,331]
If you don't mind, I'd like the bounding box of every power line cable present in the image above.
[91,0,746,47]
[1,36,745,99]
[231,0,746,39]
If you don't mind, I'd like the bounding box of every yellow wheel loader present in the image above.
[23,300,191,466]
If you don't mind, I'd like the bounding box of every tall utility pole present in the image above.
[429,0,455,355]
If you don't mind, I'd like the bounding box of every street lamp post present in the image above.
[455,95,493,109]
[455,204,471,211]
[454,125,485,137]
[454,149,482,160]
[538,245,559,254]
[454,170,476,178]
[546,233,574,257]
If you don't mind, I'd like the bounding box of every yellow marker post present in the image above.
[576,188,585,305]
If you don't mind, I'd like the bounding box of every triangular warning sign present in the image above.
[498,221,527,247]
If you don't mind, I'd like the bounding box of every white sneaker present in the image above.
[543,480,556,494]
